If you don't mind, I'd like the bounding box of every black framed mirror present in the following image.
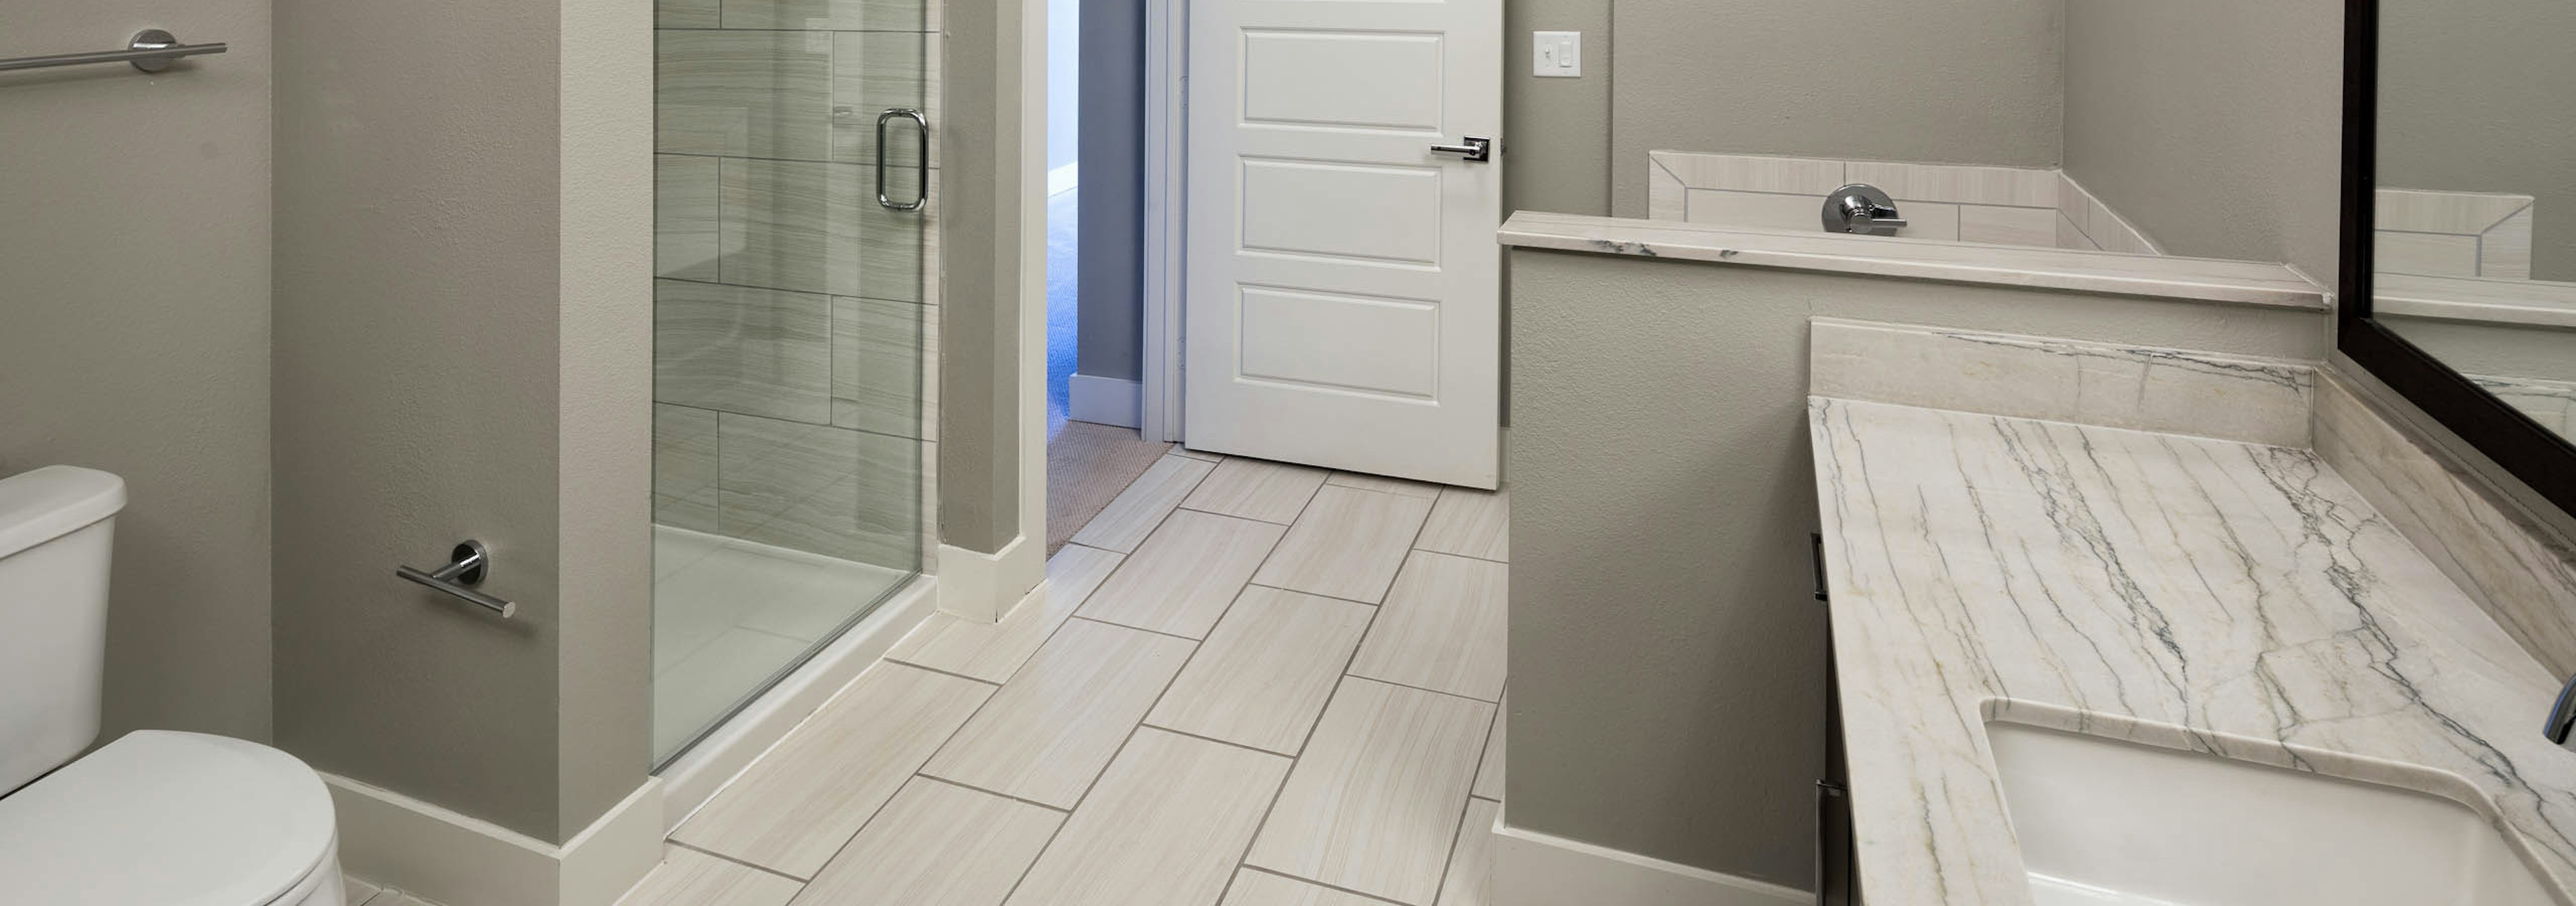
[2340,0,2576,515]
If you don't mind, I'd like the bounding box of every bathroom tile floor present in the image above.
[622,450,1510,906]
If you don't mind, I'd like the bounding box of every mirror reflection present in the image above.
[2373,0,2576,442]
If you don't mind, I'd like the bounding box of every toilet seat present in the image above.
[0,729,339,906]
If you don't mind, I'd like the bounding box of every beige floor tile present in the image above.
[1435,799,1500,906]
[792,778,1063,906]
[1071,454,1218,552]
[1078,509,1285,638]
[672,663,993,878]
[1222,869,1387,906]
[1324,472,1441,499]
[890,544,1123,683]
[1183,457,1331,523]
[341,876,383,905]
[1471,694,1503,801]
[1176,446,1225,462]
[1414,489,1507,562]
[1251,487,1433,604]
[1246,678,1494,905]
[923,618,1196,808]
[619,846,804,906]
[1147,587,1376,754]
[1003,728,1291,906]
[1346,552,1507,702]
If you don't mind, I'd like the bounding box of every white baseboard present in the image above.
[935,535,1044,622]
[1068,372,1142,429]
[326,773,664,906]
[657,574,940,830]
[1048,161,1080,196]
[1491,806,1807,906]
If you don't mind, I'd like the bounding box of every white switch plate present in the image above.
[1533,30,1581,78]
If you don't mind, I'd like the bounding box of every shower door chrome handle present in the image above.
[1430,136,1492,162]
[877,108,930,211]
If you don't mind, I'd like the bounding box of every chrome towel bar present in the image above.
[0,30,227,74]
[396,540,517,619]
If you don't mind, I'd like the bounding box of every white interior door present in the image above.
[1183,0,1503,489]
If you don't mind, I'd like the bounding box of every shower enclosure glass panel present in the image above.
[650,0,932,765]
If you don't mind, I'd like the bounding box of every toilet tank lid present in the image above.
[0,466,126,560]
[0,730,337,906]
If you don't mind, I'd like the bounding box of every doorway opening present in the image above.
[1044,0,1180,554]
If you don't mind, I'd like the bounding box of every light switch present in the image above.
[1533,30,1581,78]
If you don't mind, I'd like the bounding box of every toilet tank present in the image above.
[0,466,126,795]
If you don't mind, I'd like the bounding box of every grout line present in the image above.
[1238,864,1417,906]
[659,24,936,36]
[1469,794,1501,805]
[1242,582,1385,609]
[881,656,1003,687]
[1424,774,1481,904]
[1136,719,1304,760]
[651,274,932,312]
[667,838,815,885]
[1340,672,1503,707]
[1069,613,1204,643]
[911,772,1074,813]
[1176,500,1301,525]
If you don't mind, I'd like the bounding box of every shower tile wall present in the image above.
[653,0,940,571]
[1645,150,2165,255]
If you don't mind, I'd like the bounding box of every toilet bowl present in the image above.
[0,466,347,906]
[0,731,345,906]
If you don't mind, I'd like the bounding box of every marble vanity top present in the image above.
[1809,396,2576,905]
[1497,211,2330,311]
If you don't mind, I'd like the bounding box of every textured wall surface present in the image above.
[2062,0,2345,284]
[1077,0,1146,382]
[1608,0,2063,216]
[0,0,276,745]
[274,0,572,842]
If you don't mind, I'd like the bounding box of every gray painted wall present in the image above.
[0,0,275,746]
[274,0,652,844]
[1507,248,2330,884]
[1607,0,2063,216]
[1076,0,1146,383]
[557,0,659,840]
[944,0,1033,552]
[1506,0,1613,217]
[2061,0,2345,285]
[2379,0,2576,281]
[1049,0,1083,173]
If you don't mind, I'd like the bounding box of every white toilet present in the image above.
[0,466,347,906]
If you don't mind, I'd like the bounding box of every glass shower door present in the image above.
[648,0,932,765]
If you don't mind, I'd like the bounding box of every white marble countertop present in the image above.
[2375,272,2576,330]
[1809,396,2576,905]
[1497,211,2330,311]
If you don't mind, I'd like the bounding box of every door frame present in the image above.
[1139,0,1189,443]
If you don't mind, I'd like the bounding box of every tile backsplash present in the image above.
[2374,187,2535,280]
[1646,150,2162,255]
[652,0,941,571]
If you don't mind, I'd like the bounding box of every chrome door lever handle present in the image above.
[1430,136,1492,162]
[396,540,517,618]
